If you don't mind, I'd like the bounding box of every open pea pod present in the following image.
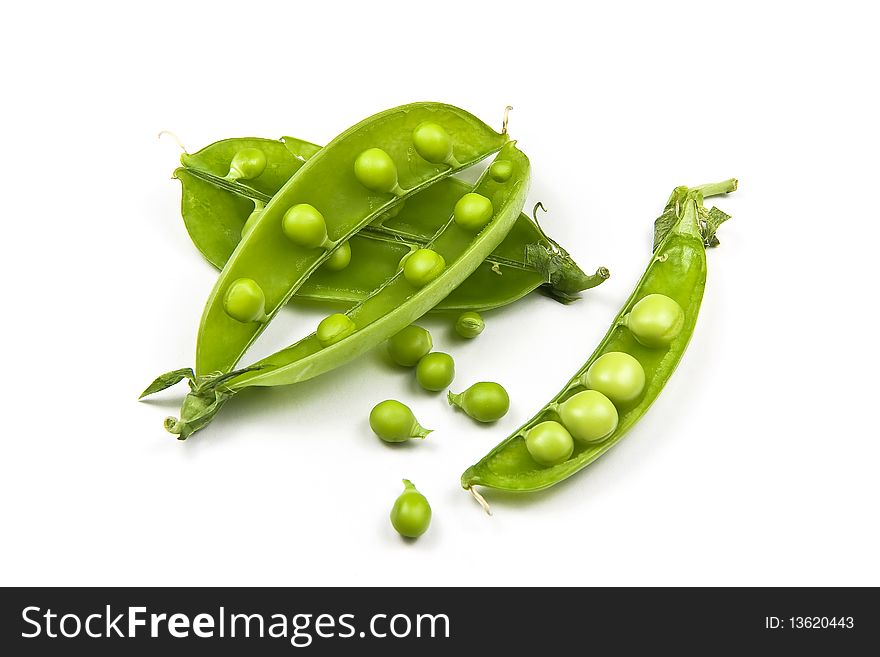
[196,103,509,376]
[144,142,530,439]
[174,137,605,312]
[461,178,737,497]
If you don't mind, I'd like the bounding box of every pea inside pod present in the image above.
[194,102,509,377]
[461,178,738,494]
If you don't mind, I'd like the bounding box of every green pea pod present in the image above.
[461,178,737,495]
[196,103,509,376]
[174,137,605,312]
[144,142,530,439]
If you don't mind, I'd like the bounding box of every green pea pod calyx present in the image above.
[461,178,737,496]
[144,142,531,439]
[173,136,605,313]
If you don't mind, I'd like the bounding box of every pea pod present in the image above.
[196,103,510,376]
[174,137,606,313]
[143,142,531,439]
[461,178,737,496]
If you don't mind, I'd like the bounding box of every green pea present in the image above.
[455,311,485,339]
[223,278,267,323]
[558,390,618,443]
[316,313,356,347]
[448,382,509,423]
[225,147,267,181]
[583,352,645,404]
[403,248,445,288]
[390,479,432,539]
[525,421,574,466]
[323,241,352,271]
[488,160,513,182]
[453,193,494,231]
[412,122,458,166]
[624,294,685,348]
[354,148,403,195]
[282,203,331,249]
[370,400,432,443]
[416,352,455,391]
[387,325,433,366]
[223,278,267,324]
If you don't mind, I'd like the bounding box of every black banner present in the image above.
[1,587,876,654]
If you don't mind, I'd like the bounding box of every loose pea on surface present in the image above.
[403,249,446,288]
[454,311,485,339]
[416,352,455,391]
[558,390,618,443]
[370,400,432,443]
[412,122,456,165]
[316,313,356,347]
[448,382,509,423]
[226,147,267,181]
[223,278,267,323]
[354,148,401,194]
[323,241,352,271]
[583,352,646,405]
[625,294,685,347]
[282,204,330,249]
[390,479,432,539]
[453,193,494,232]
[525,421,574,466]
[387,325,433,366]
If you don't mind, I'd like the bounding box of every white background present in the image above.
[2,1,878,587]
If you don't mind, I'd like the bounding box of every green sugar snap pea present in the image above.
[390,480,432,539]
[225,147,267,181]
[387,325,433,366]
[461,178,737,493]
[403,249,446,288]
[369,400,431,443]
[173,138,607,313]
[146,141,531,439]
[525,421,574,466]
[316,313,356,348]
[223,278,267,323]
[454,193,494,232]
[322,240,352,272]
[454,311,485,339]
[194,103,510,377]
[416,352,455,391]
[282,204,333,249]
[448,382,510,423]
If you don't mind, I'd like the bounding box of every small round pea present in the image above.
[282,203,330,249]
[416,352,455,391]
[448,382,509,423]
[625,294,685,348]
[354,148,402,194]
[370,400,432,442]
[323,241,352,271]
[453,193,494,231]
[223,278,267,323]
[387,325,433,366]
[525,421,574,466]
[488,160,513,182]
[403,249,445,288]
[240,206,263,237]
[316,313,355,347]
[558,390,618,444]
[226,147,267,181]
[390,479,432,539]
[455,311,484,339]
[583,352,646,405]
[412,122,455,165]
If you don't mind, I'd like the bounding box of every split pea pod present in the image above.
[173,137,605,312]
[143,142,531,439]
[195,103,509,376]
[461,178,737,495]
